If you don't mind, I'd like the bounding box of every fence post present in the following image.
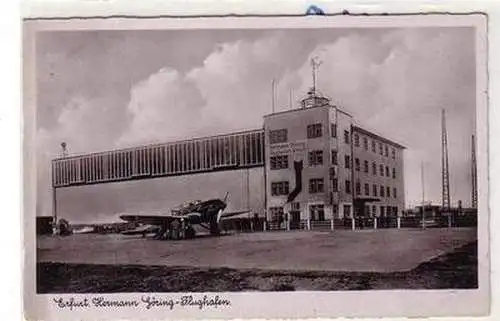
[351,217,355,231]
[374,217,377,229]
[397,217,401,229]
[330,218,334,231]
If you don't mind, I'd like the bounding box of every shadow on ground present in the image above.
[37,242,477,293]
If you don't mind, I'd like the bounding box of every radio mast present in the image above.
[471,134,478,208]
[441,109,451,223]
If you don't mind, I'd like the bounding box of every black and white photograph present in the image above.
[23,13,489,320]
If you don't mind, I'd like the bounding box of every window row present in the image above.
[269,123,350,143]
[354,133,397,159]
[52,131,264,186]
[356,182,398,199]
[269,204,399,221]
[355,158,397,178]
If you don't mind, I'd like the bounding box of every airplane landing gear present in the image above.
[185,225,196,239]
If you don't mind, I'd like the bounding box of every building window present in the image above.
[269,129,287,144]
[331,123,337,138]
[386,186,391,198]
[310,204,325,221]
[385,166,390,177]
[364,160,369,173]
[355,158,360,171]
[392,168,396,179]
[379,143,384,155]
[354,133,360,147]
[332,178,338,192]
[291,202,300,211]
[355,181,361,195]
[393,187,397,198]
[331,150,338,165]
[343,205,352,218]
[307,123,323,139]
[371,140,376,152]
[380,164,384,176]
[384,145,389,157]
[380,206,385,217]
[373,184,378,197]
[309,178,324,194]
[364,183,370,196]
[344,130,350,144]
[372,162,377,175]
[308,150,324,166]
[363,137,368,150]
[365,205,371,217]
[271,181,289,196]
[391,148,396,159]
[270,155,289,170]
[380,185,385,197]
[333,204,338,218]
[329,167,336,180]
[372,205,377,217]
[269,207,284,222]
[345,155,351,169]
[345,180,351,194]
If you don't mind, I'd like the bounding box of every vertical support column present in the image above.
[263,220,267,232]
[374,217,377,229]
[307,219,311,231]
[330,218,334,231]
[397,216,401,229]
[351,217,355,231]
[52,187,58,235]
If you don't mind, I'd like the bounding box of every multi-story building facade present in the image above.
[263,90,405,226]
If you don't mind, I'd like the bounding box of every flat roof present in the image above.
[352,125,406,149]
[52,128,264,161]
[263,104,352,118]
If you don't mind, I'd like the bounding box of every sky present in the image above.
[35,27,477,222]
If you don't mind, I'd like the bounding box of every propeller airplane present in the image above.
[119,193,251,240]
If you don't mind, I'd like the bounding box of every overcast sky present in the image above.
[36,27,476,220]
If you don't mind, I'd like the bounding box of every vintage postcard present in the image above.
[23,13,489,320]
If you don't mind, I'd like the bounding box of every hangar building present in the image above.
[51,88,405,227]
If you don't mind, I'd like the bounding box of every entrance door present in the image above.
[289,211,301,229]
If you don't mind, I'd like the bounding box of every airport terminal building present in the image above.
[51,88,405,227]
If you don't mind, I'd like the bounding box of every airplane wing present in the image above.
[220,210,252,219]
[119,213,202,226]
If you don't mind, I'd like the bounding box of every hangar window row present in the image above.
[52,130,264,187]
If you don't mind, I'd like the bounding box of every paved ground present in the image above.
[37,227,476,272]
[37,241,478,293]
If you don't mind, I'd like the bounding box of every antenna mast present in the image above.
[441,109,451,213]
[421,161,426,229]
[471,134,478,208]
